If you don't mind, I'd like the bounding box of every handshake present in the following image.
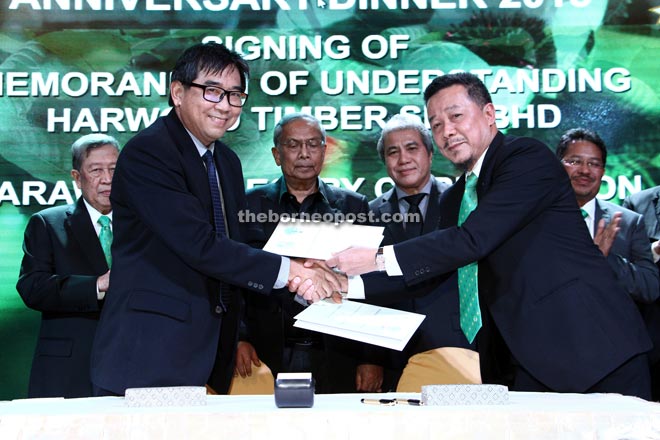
[286,247,380,303]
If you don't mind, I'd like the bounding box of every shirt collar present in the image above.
[186,128,214,156]
[82,198,111,224]
[581,198,597,219]
[278,177,327,204]
[394,175,433,201]
[467,147,489,180]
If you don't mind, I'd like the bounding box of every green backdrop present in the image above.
[1,0,659,399]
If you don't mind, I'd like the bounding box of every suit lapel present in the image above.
[260,178,285,239]
[381,189,406,242]
[423,177,444,234]
[214,143,241,238]
[595,200,609,224]
[316,180,336,215]
[68,198,108,273]
[653,191,660,239]
[474,132,504,202]
[440,177,464,229]
[263,178,283,212]
[165,111,214,225]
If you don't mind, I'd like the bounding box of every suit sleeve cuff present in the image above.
[274,256,290,289]
[96,280,105,301]
[346,275,365,299]
[384,245,403,276]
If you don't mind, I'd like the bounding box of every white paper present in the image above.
[293,299,425,351]
[263,220,384,260]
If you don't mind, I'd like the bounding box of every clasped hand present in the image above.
[288,258,346,303]
[288,247,379,303]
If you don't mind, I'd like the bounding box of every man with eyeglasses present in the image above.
[234,112,384,393]
[556,127,658,303]
[90,43,341,396]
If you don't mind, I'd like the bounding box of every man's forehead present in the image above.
[428,103,462,121]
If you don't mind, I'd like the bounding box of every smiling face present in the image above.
[71,144,118,215]
[561,140,605,206]
[427,84,497,172]
[170,67,243,146]
[272,118,326,187]
[383,128,432,195]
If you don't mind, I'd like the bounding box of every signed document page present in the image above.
[293,299,425,351]
[263,220,384,260]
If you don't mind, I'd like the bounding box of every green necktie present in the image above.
[98,215,113,268]
[457,173,481,343]
[581,208,588,218]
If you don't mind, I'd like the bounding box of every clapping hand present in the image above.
[594,212,621,256]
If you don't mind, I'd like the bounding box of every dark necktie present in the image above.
[457,173,481,343]
[203,149,227,237]
[97,215,112,268]
[403,193,426,239]
[202,149,231,310]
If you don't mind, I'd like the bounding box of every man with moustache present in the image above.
[236,112,380,393]
[321,72,652,399]
[555,127,658,304]
[17,134,119,398]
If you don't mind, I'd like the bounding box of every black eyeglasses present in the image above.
[561,158,604,169]
[279,138,326,151]
[186,82,248,107]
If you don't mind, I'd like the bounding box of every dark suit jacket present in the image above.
[90,111,282,395]
[242,177,370,378]
[623,187,660,364]
[17,197,107,398]
[623,187,660,241]
[369,177,473,359]
[370,132,651,392]
[595,200,659,304]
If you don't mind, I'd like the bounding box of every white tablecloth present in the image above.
[1,391,659,439]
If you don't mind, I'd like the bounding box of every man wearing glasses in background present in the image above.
[556,127,658,305]
[90,43,340,396]
[235,113,385,393]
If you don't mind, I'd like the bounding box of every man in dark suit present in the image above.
[17,133,120,398]
[624,187,660,245]
[555,127,659,304]
[623,185,660,400]
[324,72,652,399]
[236,112,379,393]
[369,113,474,389]
[89,43,340,396]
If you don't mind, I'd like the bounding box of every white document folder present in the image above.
[263,220,384,260]
[293,299,425,351]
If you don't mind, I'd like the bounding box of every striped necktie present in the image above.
[203,149,231,311]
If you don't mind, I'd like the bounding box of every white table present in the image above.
[1,392,659,439]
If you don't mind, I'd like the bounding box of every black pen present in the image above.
[394,398,422,406]
[361,398,396,406]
